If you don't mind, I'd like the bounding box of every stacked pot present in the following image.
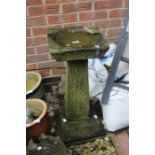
[26,72,50,141]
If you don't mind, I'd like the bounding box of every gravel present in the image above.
[67,136,116,155]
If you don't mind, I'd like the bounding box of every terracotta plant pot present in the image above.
[26,99,51,141]
[26,72,44,99]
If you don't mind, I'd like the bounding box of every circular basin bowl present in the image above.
[26,99,51,141]
[26,72,44,99]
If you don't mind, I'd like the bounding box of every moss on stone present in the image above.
[47,27,109,142]
[47,26,109,61]
[65,60,89,121]
[58,119,105,143]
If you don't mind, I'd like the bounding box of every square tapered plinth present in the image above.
[48,26,109,61]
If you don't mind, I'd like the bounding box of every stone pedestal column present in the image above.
[65,60,89,121]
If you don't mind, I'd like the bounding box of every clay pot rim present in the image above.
[26,98,47,128]
[26,72,42,95]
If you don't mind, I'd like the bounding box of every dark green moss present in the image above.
[50,48,109,61]
[47,26,109,123]
[58,119,105,143]
[52,30,102,48]
[65,60,89,121]
[47,26,109,61]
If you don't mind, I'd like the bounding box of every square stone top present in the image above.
[48,26,109,61]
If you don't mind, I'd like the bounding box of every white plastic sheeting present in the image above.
[88,43,129,132]
[101,86,129,131]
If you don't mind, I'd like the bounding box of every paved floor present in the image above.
[110,128,129,155]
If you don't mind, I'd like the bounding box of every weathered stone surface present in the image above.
[56,118,106,144]
[65,60,89,121]
[48,26,109,61]
[47,26,109,143]
[47,26,109,122]
[27,134,68,155]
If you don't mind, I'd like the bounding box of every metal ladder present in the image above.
[101,10,129,105]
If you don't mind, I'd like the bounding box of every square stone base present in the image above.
[55,110,106,145]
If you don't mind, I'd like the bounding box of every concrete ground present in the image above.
[109,128,129,155]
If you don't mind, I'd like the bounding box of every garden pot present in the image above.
[26,99,51,141]
[26,72,44,99]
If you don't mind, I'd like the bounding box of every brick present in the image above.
[36,45,49,54]
[39,69,51,77]
[79,2,92,11]
[27,17,46,27]
[110,9,127,18]
[62,2,91,13]
[27,59,31,64]
[95,20,111,29]
[32,27,48,36]
[28,5,59,16]
[45,0,74,3]
[52,68,66,75]
[26,64,37,70]
[43,5,59,14]
[48,14,77,25]
[48,15,61,25]
[26,7,29,16]
[107,36,119,43]
[123,0,129,8]
[76,22,93,27]
[27,54,49,63]
[63,14,77,23]
[79,12,92,21]
[94,0,123,10]
[110,19,122,27]
[26,47,35,55]
[80,11,107,21]
[95,19,122,29]
[100,29,106,36]
[94,11,108,19]
[61,0,75,2]
[95,1,105,10]
[28,6,44,16]
[26,0,42,6]
[106,28,121,37]
[62,3,79,13]
[26,38,31,47]
[26,36,47,47]
[26,28,31,37]
[45,0,59,3]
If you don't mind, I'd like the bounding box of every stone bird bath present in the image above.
[48,26,109,143]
